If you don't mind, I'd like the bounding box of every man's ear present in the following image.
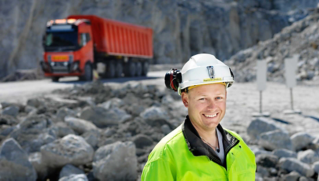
[181,92,189,108]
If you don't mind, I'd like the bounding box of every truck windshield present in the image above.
[45,31,78,47]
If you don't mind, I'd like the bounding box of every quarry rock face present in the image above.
[1,0,318,79]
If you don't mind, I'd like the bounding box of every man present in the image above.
[141,54,256,180]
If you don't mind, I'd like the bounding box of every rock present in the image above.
[29,152,48,181]
[133,134,154,148]
[299,176,308,181]
[0,125,16,137]
[82,130,100,150]
[127,103,146,116]
[256,165,269,177]
[26,98,45,108]
[161,95,174,105]
[132,83,149,96]
[59,164,85,179]
[291,132,316,151]
[255,173,263,181]
[272,149,297,158]
[24,105,35,113]
[256,154,279,168]
[312,161,319,174]
[161,124,171,135]
[64,117,98,135]
[98,98,124,109]
[278,157,314,177]
[0,138,37,181]
[93,141,137,181]
[59,174,88,181]
[80,106,131,128]
[298,149,319,164]
[51,122,75,138]
[2,105,19,117]
[10,115,56,153]
[56,107,77,121]
[247,117,284,140]
[140,106,170,127]
[41,134,94,168]
[0,114,19,126]
[281,171,300,181]
[259,130,294,151]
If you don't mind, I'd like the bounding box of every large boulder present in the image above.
[9,114,56,153]
[0,114,19,126]
[291,132,315,151]
[41,134,94,168]
[278,157,314,177]
[247,117,284,140]
[272,149,297,159]
[258,130,294,151]
[256,154,279,168]
[64,117,98,135]
[132,134,154,148]
[80,106,131,128]
[140,106,170,127]
[93,141,138,181]
[1,105,20,117]
[0,138,37,181]
[297,149,319,164]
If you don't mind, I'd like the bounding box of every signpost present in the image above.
[284,54,301,114]
[252,59,270,117]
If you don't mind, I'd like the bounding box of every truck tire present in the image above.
[106,61,115,78]
[136,62,142,77]
[125,61,136,77]
[80,63,92,81]
[51,77,60,82]
[115,62,123,77]
[142,62,149,76]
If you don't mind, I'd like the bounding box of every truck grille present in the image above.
[51,62,70,73]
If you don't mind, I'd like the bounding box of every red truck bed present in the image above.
[67,15,153,58]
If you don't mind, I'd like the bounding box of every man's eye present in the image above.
[216,97,222,100]
[199,98,206,101]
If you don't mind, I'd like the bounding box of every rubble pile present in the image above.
[0,82,318,181]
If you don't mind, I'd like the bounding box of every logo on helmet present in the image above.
[207,66,214,79]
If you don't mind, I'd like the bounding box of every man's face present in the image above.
[181,83,227,132]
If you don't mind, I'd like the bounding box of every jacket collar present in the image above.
[182,115,239,167]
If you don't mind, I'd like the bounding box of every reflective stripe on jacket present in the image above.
[141,116,256,181]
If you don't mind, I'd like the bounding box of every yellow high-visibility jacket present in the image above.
[141,116,256,181]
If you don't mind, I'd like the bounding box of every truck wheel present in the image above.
[80,63,92,81]
[51,77,60,82]
[142,62,149,76]
[125,61,136,77]
[106,61,115,78]
[115,62,123,77]
[136,62,142,77]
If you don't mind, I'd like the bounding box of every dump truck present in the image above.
[40,15,153,82]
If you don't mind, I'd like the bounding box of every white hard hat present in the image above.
[178,53,234,94]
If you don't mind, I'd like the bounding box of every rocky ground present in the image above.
[0,80,319,181]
